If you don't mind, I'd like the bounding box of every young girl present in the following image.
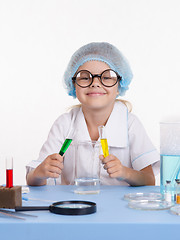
[26,42,160,186]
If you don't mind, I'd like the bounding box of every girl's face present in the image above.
[74,61,119,111]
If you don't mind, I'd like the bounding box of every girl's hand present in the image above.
[33,153,64,180]
[99,154,155,186]
[99,154,125,179]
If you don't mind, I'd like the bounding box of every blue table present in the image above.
[0,185,179,240]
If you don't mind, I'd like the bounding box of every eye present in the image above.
[76,71,91,81]
[79,77,89,80]
[102,70,117,81]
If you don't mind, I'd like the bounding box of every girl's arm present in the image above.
[26,153,64,186]
[100,154,155,186]
[26,168,47,186]
[121,165,155,186]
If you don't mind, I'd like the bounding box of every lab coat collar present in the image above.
[105,101,128,148]
[74,101,128,148]
[74,107,92,142]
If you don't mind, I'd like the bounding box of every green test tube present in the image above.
[59,139,72,156]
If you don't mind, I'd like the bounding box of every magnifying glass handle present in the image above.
[15,206,49,211]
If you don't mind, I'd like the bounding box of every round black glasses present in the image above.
[72,69,122,88]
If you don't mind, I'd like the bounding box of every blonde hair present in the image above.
[67,99,132,112]
[116,99,132,112]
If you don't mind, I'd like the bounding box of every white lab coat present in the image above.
[26,101,160,185]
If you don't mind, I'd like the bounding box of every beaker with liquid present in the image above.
[160,122,180,194]
[74,141,101,194]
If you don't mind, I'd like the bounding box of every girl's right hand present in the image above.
[33,153,64,180]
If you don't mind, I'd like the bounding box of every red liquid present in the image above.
[6,169,13,188]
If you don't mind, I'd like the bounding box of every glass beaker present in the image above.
[160,122,180,194]
[74,141,101,194]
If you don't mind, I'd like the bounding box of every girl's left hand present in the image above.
[99,154,125,179]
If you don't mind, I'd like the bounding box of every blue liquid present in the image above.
[160,154,180,193]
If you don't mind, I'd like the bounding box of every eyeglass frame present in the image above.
[72,69,122,88]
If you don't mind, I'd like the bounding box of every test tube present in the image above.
[98,125,109,157]
[59,126,76,157]
[59,139,72,156]
[54,139,72,185]
[6,156,13,188]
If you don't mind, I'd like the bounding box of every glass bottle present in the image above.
[174,179,180,202]
[165,180,172,202]
[176,181,180,204]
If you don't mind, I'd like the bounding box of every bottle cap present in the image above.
[166,180,171,184]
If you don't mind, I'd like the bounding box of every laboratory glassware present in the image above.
[74,141,101,194]
[98,125,109,157]
[164,180,172,202]
[160,122,180,194]
[124,192,163,202]
[128,199,174,210]
[6,156,13,188]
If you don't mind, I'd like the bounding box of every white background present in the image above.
[1,0,180,185]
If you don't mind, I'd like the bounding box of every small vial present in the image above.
[174,179,180,202]
[6,156,13,188]
[176,181,180,204]
[165,180,172,202]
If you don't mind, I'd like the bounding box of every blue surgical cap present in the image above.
[63,42,133,98]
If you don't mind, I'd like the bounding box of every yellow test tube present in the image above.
[98,125,109,157]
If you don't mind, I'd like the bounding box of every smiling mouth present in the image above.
[86,92,106,96]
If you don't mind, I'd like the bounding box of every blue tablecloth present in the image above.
[0,185,179,240]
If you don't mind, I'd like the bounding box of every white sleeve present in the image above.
[26,112,72,180]
[128,114,160,176]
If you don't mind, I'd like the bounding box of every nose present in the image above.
[90,76,101,87]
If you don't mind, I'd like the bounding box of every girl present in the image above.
[26,42,160,186]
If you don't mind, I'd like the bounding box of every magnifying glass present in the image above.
[15,200,96,215]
